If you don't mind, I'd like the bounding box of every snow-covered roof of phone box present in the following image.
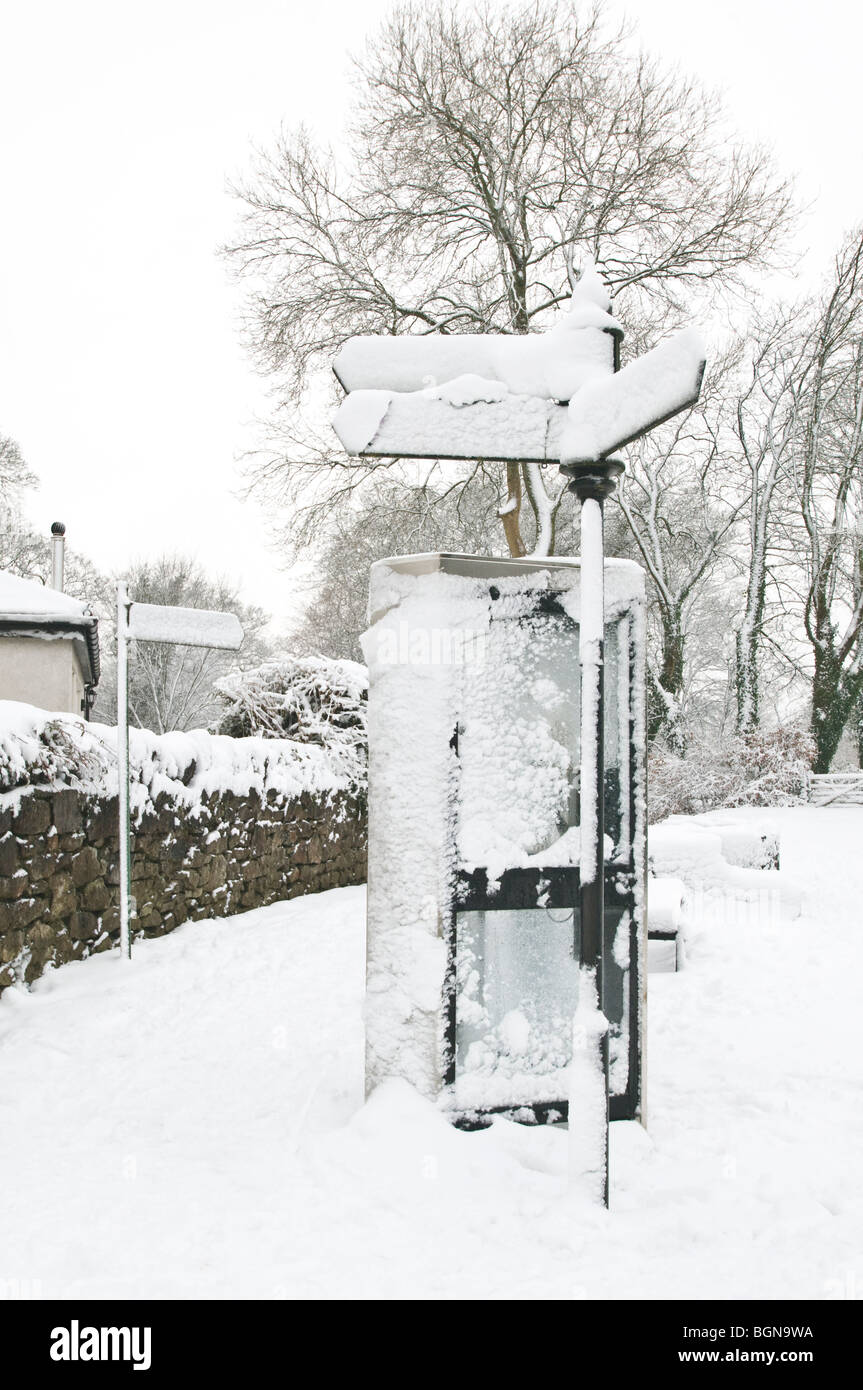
[0,570,100,685]
[368,551,645,624]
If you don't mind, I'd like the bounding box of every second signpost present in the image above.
[115,584,244,960]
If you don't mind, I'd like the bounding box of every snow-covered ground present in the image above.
[2,806,861,1300]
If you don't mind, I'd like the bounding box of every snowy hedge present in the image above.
[212,656,367,750]
[648,728,814,821]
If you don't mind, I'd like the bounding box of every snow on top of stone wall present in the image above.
[0,700,366,816]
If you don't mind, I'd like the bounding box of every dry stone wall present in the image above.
[0,783,366,993]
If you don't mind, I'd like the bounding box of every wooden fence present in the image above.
[809,772,863,806]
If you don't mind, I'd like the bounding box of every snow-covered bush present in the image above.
[212,656,367,754]
[648,727,815,821]
[0,708,113,794]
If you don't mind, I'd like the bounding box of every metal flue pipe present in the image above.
[50,521,66,592]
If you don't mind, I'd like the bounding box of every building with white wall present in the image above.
[0,570,100,716]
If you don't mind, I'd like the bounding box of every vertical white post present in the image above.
[568,964,609,1202]
[571,491,610,1203]
[116,583,132,959]
[579,496,605,887]
[562,457,623,1206]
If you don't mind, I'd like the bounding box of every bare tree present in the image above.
[784,228,863,771]
[290,464,642,662]
[226,0,794,558]
[292,474,506,660]
[0,433,42,577]
[728,311,804,732]
[0,505,46,581]
[614,352,749,751]
[0,441,109,610]
[641,228,863,761]
[0,433,36,504]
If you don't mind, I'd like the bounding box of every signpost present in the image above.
[115,587,244,959]
[333,259,706,1205]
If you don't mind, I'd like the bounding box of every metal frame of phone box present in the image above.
[441,592,646,1131]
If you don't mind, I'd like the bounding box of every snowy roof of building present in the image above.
[0,570,101,684]
[0,570,88,619]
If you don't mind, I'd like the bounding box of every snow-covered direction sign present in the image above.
[331,260,706,466]
[332,258,619,462]
[559,329,706,464]
[116,586,244,960]
[126,602,244,650]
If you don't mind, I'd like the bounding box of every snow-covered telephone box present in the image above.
[362,551,646,1127]
[337,258,705,1197]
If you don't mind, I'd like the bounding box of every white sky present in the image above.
[1,0,861,633]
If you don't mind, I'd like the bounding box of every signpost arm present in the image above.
[116,583,132,960]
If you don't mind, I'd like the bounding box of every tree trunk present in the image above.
[647,613,686,753]
[498,286,532,557]
[522,461,554,556]
[735,621,761,733]
[735,539,768,732]
[645,669,668,745]
[499,462,527,557]
[810,643,863,773]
